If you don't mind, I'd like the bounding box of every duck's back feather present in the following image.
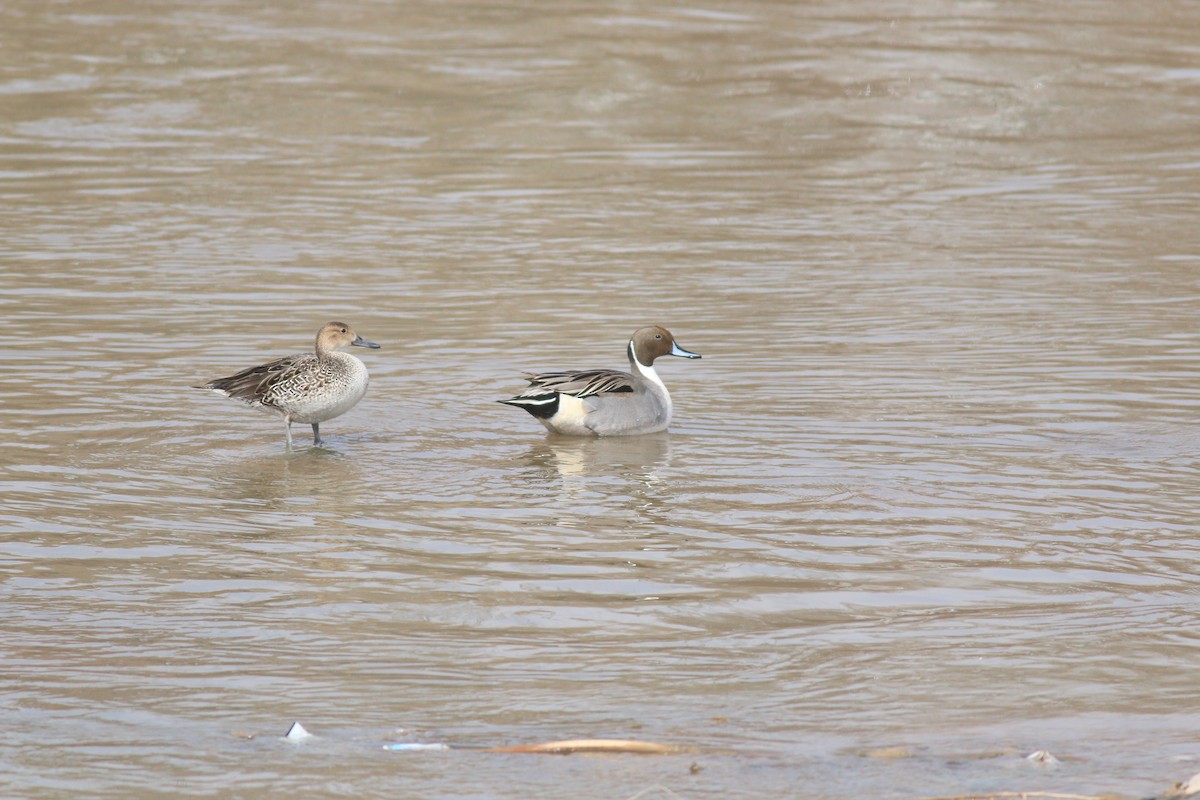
[518,368,636,399]
[201,353,316,408]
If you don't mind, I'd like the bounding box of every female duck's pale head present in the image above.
[629,325,700,367]
[315,321,380,355]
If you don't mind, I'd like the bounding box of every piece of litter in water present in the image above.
[1025,749,1058,764]
[284,722,313,741]
[383,743,451,751]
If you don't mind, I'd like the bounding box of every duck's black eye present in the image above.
[655,334,662,339]
[340,327,347,333]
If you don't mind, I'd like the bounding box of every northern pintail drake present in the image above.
[196,321,380,447]
[500,325,700,436]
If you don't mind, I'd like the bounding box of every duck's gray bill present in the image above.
[670,342,701,359]
[353,336,381,349]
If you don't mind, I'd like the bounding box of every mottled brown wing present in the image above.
[201,354,313,406]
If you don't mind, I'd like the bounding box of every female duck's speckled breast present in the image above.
[271,352,370,424]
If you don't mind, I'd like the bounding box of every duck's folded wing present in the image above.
[522,368,636,399]
[203,354,310,404]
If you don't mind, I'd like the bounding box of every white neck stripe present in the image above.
[633,352,666,393]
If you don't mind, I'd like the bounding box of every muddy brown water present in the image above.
[2,2,1199,798]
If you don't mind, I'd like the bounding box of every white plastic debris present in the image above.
[284,722,313,741]
[1025,749,1058,764]
[382,742,451,751]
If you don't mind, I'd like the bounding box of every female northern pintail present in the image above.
[500,325,700,436]
[196,321,380,447]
